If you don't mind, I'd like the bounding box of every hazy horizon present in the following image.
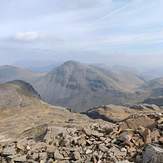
[0,0,163,69]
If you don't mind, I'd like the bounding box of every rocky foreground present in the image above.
[1,107,163,163]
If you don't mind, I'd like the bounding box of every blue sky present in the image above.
[0,0,163,67]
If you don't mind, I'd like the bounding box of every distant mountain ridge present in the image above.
[0,65,44,83]
[1,61,163,111]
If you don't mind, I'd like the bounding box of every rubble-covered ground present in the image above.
[1,104,163,163]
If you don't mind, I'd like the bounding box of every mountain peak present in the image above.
[63,60,81,65]
[62,60,85,68]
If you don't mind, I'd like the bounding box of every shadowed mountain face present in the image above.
[33,61,145,112]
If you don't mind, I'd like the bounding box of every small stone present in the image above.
[47,158,54,163]
[91,131,104,137]
[83,128,91,136]
[158,118,163,124]
[159,137,163,144]
[151,130,160,142]
[39,152,47,161]
[86,140,92,145]
[77,138,86,146]
[16,140,27,151]
[13,155,27,162]
[32,152,39,161]
[143,128,151,144]
[109,146,127,158]
[121,148,127,152]
[47,145,56,158]
[99,144,108,152]
[158,124,163,130]
[73,151,81,160]
[118,131,133,146]
[86,149,92,154]
[2,145,16,156]
[99,137,105,141]
[54,149,64,160]
[26,145,31,150]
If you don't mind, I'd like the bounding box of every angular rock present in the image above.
[39,152,47,162]
[143,144,163,163]
[109,146,127,159]
[119,115,156,130]
[13,155,27,162]
[143,128,151,144]
[2,145,16,156]
[86,149,92,154]
[91,131,104,138]
[54,149,64,160]
[73,151,81,160]
[159,137,163,144]
[99,144,108,152]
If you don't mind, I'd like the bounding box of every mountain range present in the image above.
[0,60,163,111]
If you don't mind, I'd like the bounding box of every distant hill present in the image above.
[33,61,145,112]
[144,96,163,106]
[140,78,163,106]
[140,77,163,96]
[141,67,163,80]
[0,65,44,83]
[0,80,40,108]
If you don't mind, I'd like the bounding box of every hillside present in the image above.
[0,65,44,83]
[0,80,98,142]
[0,80,40,108]
[0,81,163,162]
[33,61,145,112]
[95,64,145,91]
[139,77,163,105]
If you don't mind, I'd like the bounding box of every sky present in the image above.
[0,0,163,68]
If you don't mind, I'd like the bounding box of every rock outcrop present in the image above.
[0,111,163,163]
[86,104,161,123]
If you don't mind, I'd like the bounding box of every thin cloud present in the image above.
[15,32,43,42]
[0,0,163,66]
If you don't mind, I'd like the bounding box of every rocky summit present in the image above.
[1,111,163,163]
[1,107,163,162]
